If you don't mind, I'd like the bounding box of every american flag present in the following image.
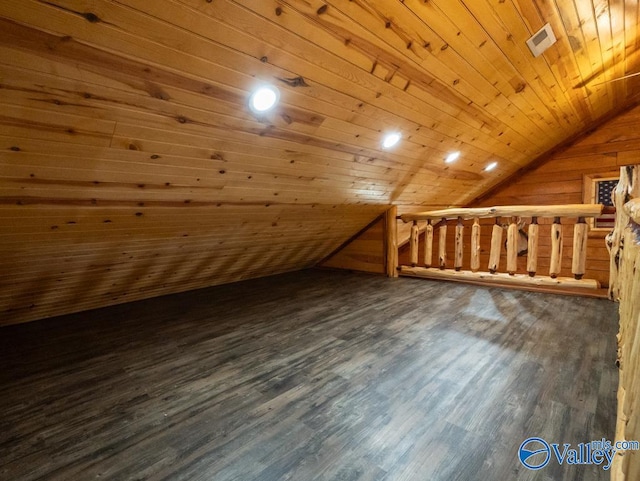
[595,179,617,228]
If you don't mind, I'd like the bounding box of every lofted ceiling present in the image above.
[1,0,640,324]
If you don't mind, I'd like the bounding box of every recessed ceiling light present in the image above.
[382,132,401,149]
[445,151,460,163]
[249,85,280,114]
[484,161,498,172]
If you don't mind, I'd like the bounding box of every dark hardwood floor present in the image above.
[0,269,619,481]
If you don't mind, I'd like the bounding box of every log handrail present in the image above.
[398,203,604,291]
[400,203,603,223]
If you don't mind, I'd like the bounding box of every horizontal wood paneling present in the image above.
[399,105,640,287]
[2,0,640,324]
[0,203,383,325]
[320,217,385,273]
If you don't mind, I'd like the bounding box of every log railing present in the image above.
[397,204,604,290]
[608,165,640,481]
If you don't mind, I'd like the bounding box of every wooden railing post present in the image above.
[527,216,539,277]
[470,218,480,272]
[385,205,398,278]
[506,216,518,275]
[488,218,502,274]
[608,164,640,481]
[410,220,419,267]
[396,204,603,292]
[424,220,433,268]
[454,216,464,271]
[572,217,588,280]
[439,218,447,269]
[549,216,563,278]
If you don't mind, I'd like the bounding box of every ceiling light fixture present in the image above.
[249,85,280,114]
[484,161,498,172]
[382,132,401,149]
[445,151,460,163]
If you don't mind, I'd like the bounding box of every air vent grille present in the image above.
[526,23,557,57]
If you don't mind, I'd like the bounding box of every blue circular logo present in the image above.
[519,437,551,470]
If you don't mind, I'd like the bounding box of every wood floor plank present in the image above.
[0,270,619,480]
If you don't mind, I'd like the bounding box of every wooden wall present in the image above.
[394,104,640,286]
[474,104,640,286]
[4,1,640,326]
[0,200,383,326]
[319,216,385,274]
[320,204,445,274]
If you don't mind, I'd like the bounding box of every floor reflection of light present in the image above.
[461,290,506,323]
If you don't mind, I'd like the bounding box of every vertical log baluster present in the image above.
[488,217,502,274]
[410,220,419,267]
[506,216,518,275]
[385,206,398,278]
[439,218,447,270]
[572,216,588,280]
[424,220,433,268]
[470,217,480,272]
[527,216,539,277]
[549,216,563,278]
[454,216,464,271]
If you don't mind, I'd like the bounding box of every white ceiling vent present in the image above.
[526,23,557,57]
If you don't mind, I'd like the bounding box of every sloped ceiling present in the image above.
[1,0,640,324]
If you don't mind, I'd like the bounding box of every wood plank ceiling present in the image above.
[1,0,640,325]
